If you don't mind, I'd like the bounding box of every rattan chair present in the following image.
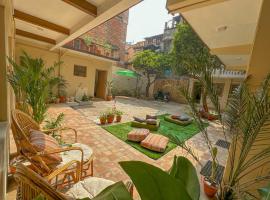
[11,109,94,186]
[14,164,133,200]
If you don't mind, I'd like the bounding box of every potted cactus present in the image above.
[203,147,218,198]
[115,110,123,122]
[99,112,107,125]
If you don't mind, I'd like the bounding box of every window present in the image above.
[74,65,87,77]
[74,39,81,49]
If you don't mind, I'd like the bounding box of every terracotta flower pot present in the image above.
[59,96,66,103]
[203,178,218,198]
[116,115,122,122]
[100,118,106,125]
[106,95,113,101]
[107,115,115,123]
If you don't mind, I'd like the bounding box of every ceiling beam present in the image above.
[61,0,97,17]
[16,29,56,44]
[210,44,253,55]
[167,0,226,13]
[14,10,70,35]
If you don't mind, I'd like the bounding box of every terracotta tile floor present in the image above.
[8,97,229,199]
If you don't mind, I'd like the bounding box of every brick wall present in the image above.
[80,11,129,63]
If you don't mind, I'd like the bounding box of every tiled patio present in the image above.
[8,97,229,199]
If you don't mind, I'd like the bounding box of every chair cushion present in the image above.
[58,143,93,168]
[141,133,169,152]
[127,128,150,142]
[66,177,115,199]
[29,130,62,165]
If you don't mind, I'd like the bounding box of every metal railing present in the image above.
[0,122,9,200]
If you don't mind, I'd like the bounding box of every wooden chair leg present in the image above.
[90,160,94,176]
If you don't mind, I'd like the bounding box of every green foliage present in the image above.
[99,112,107,119]
[258,183,270,200]
[7,51,64,123]
[44,113,65,144]
[106,80,113,96]
[91,181,132,200]
[168,156,200,200]
[44,113,64,130]
[132,50,172,97]
[172,23,222,111]
[81,93,90,101]
[115,110,123,116]
[172,23,221,75]
[83,35,93,46]
[119,156,200,200]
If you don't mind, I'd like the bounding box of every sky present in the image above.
[126,0,173,43]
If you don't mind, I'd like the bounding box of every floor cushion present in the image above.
[146,119,157,125]
[141,133,169,152]
[127,128,150,142]
[29,129,62,165]
[131,120,160,131]
[164,115,193,126]
[66,177,115,199]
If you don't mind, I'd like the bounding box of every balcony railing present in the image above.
[64,38,120,61]
[213,69,246,78]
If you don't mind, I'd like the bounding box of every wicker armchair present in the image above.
[11,109,94,186]
[14,164,133,200]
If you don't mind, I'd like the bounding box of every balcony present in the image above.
[64,38,120,61]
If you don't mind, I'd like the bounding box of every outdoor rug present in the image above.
[102,114,207,160]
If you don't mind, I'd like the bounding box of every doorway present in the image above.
[94,70,107,99]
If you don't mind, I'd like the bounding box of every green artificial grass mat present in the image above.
[102,114,208,160]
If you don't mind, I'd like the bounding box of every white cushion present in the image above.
[66,177,115,199]
[58,143,93,168]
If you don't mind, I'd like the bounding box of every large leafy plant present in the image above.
[172,23,222,112]
[90,156,200,200]
[173,62,270,199]
[7,51,63,123]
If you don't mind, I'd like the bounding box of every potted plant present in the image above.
[203,147,218,197]
[115,110,123,122]
[106,109,115,123]
[99,112,107,125]
[105,80,113,101]
[59,93,67,103]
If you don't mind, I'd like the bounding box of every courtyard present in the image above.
[8,97,229,199]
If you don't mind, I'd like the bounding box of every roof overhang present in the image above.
[166,0,263,71]
[14,0,141,51]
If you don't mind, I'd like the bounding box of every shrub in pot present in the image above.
[99,112,107,125]
[105,80,113,101]
[203,147,218,198]
[115,110,123,122]
[106,110,115,123]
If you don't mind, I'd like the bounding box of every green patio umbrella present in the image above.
[114,69,138,78]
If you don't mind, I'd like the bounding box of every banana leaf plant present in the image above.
[258,183,270,200]
[89,156,200,200]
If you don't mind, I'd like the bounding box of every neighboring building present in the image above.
[161,15,181,52]
[125,15,182,66]
[144,34,164,51]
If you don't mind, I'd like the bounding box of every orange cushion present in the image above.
[141,134,169,152]
[29,130,62,166]
[127,129,150,142]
